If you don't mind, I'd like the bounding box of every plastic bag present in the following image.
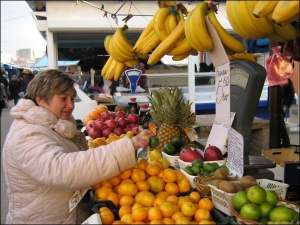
[266,46,294,86]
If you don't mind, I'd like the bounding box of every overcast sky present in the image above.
[1,1,46,59]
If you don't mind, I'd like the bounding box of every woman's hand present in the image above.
[131,129,154,150]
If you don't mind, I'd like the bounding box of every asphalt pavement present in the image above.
[1,100,299,223]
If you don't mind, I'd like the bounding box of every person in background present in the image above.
[0,82,6,116]
[22,71,35,94]
[8,75,21,105]
[2,69,153,224]
[0,71,9,98]
[280,78,295,147]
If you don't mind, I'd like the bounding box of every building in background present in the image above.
[16,48,34,61]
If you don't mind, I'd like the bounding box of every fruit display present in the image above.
[83,104,140,147]
[90,154,219,224]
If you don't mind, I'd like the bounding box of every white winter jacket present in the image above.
[2,99,136,224]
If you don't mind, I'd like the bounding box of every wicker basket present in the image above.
[193,175,214,198]
[232,200,300,225]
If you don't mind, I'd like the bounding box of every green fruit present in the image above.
[180,143,199,151]
[192,159,204,168]
[259,201,274,218]
[163,143,176,155]
[266,190,278,207]
[149,136,159,148]
[258,217,269,223]
[199,168,205,175]
[184,166,195,176]
[210,172,215,175]
[291,210,300,223]
[171,136,184,149]
[211,162,219,170]
[233,191,250,210]
[220,165,229,173]
[192,165,201,175]
[240,203,261,221]
[203,163,215,172]
[247,186,267,205]
[203,171,210,175]
[269,206,292,222]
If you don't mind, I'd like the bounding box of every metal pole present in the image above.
[269,85,281,148]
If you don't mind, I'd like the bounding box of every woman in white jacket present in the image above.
[2,69,152,224]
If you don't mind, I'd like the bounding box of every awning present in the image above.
[31,55,80,68]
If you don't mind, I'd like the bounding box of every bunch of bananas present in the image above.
[226,1,298,43]
[101,25,146,81]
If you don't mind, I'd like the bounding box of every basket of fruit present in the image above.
[193,175,214,198]
[232,200,300,225]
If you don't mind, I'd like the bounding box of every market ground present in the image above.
[1,100,299,223]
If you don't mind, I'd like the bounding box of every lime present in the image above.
[247,186,267,205]
[199,168,205,175]
[269,206,292,222]
[233,191,250,210]
[192,165,201,175]
[265,190,278,207]
[171,136,185,149]
[149,136,159,148]
[149,149,162,161]
[203,163,215,172]
[211,162,219,170]
[291,210,300,223]
[258,217,268,223]
[163,143,176,155]
[192,159,204,168]
[203,171,210,175]
[240,203,261,221]
[184,166,195,176]
[259,201,274,218]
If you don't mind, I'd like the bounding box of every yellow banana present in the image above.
[136,52,149,60]
[246,1,274,37]
[148,10,186,65]
[134,29,157,54]
[114,62,127,81]
[167,38,194,56]
[172,48,198,61]
[272,22,297,41]
[112,26,135,59]
[227,54,236,61]
[272,1,299,25]
[109,36,125,62]
[207,9,245,53]
[124,59,139,68]
[267,32,289,43]
[185,10,203,51]
[165,13,172,35]
[101,56,113,76]
[233,52,256,62]
[153,7,171,41]
[191,2,214,52]
[133,18,154,52]
[277,13,299,27]
[166,12,179,35]
[253,1,279,18]
[104,35,113,54]
[105,59,118,80]
[140,32,161,55]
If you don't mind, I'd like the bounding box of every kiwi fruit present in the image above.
[200,176,214,185]
[239,175,257,189]
[115,105,127,113]
[232,183,244,192]
[212,179,223,188]
[218,181,236,193]
[213,168,228,180]
[204,180,214,186]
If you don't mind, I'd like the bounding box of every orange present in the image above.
[177,178,191,193]
[132,222,145,224]
[198,198,213,211]
[118,183,138,196]
[86,119,95,127]
[189,191,201,204]
[120,178,134,184]
[181,201,197,217]
[83,115,92,126]
[177,196,192,208]
[107,192,120,207]
[145,164,161,176]
[119,205,132,218]
[91,182,102,191]
[95,104,108,114]
[175,216,190,224]
[136,158,148,170]
[199,220,214,224]
[174,170,186,182]
[194,208,211,223]
[162,217,175,224]
[99,208,115,224]
[120,214,134,224]
[150,160,163,169]
[101,180,113,188]
[171,211,185,221]
[132,206,148,222]
[119,168,133,180]
[112,220,127,224]
[119,195,135,207]
[89,110,100,120]
[135,180,150,191]
[132,202,144,212]
[166,195,178,205]
[108,176,122,186]
[131,169,146,182]
[165,182,179,195]
[156,191,170,200]
[106,136,121,144]
[140,191,156,207]
[135,191,149,204]
[156,169,164,178]
[93,138,107,147]
[162,168,177,183]
[147,176,165,193]
[153,197,166,207]
[159,201,176,218]
[147,206,163,221]
[94,186,114,200]
[190,220,199,224]
[149,219,164,224]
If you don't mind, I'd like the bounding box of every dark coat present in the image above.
[22,73,35,93]
[281,78,295,108]
[9,80,21,99]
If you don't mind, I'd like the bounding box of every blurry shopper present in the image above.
[22,71,35,94]
[0,82,7,116]
[8,75,21,105]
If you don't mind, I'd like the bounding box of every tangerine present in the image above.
[177,196,192,208]
[166,195,178,205]
[132,202,144,212]
[165,182,179,195]
[101,180,113,188]
[95,104,108,114]
[150,160,163,169]
[156,191,170,200]
[153,197,166,207]
[119,195,135,206]
[131,168,146,182]
[120,178,134,184]
[119,168,133,180]
[175,170,186,182]
[149,219,164,224]
[108,176,122,186]
[91,182,102,191]
[118,183,138,196]
[99,208,115,224]
[140,191,156,207]
[198,198,214,211]
[194,208,211,223]
[177,178,191,193]
[135,180,150,191]
[162,217,175,224]
[119,205,132,218]
[94,186,113,200]
[107,192,120,207]
[147,207,163,221]
[175,216,191,224]
[159,201,176,218]
[83,115,92,126]
[145,164,161,176]
[93,138,107,147]
[147,176,165,193]
[89,110,100,120]
[162,168,178,183]
[181,201,197,217]
[171,211,185,221]
[112,220,127,224]
[189,191,201,203]
[132,207,148,222]
[120,214,134,224]
[137,158,149,170]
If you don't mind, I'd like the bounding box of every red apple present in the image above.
[179,147,203,162]
[204,145,223,161]
[127,113,139,124]
[114,127,124,136]
[102,127,113,138]
[93,119,106,131]
[118,117,128,128]
[131,126,140,135]
[100,111,111,121]
[105,119,119,129]
[115,110,125,118]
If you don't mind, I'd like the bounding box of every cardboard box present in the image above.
[262,148,299,182]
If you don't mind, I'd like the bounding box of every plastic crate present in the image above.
[88,189,116,213]
[93,202,120,220]
[286,184,300,202]
[209,179,289,216]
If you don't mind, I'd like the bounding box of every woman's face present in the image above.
[38,87,76,120]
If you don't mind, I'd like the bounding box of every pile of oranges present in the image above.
[92,158,217,224]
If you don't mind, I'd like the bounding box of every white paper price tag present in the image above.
[69,187,90,213]
[82,213,102,224]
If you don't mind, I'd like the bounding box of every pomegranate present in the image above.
[93,119,106,131]
[100,111,111,121]
[105,119,118,129]
[179,147,203,162]
[114,127,124,136]
[115,110,125,118]
[127,113,139,124]
[102,127,113,138]
[204,145,223,161]
[87,126,101,139]
[123,126,132,133]
[131,126,140,135]
[118,117,128,128]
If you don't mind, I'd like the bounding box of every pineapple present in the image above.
[147,87,195,150]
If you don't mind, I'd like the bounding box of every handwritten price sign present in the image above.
[215,63,230,125]
[69,187,90,213]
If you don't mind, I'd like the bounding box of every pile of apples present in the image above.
[83,104,140,139]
